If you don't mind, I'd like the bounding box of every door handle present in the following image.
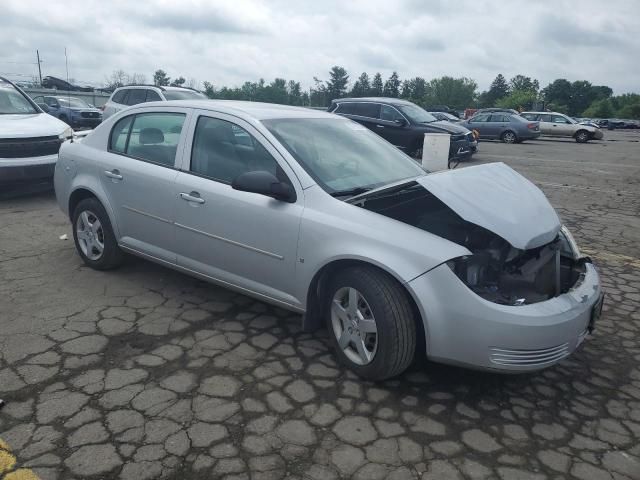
[180,192,205,204]
[376,124,385,129]
[104,169,123,180]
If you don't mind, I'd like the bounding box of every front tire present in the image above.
[326,266,416,380]
[501,130,517,143]
[72,198,123,270]
[575,130,590,143]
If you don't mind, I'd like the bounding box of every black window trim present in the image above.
[334,101,384,121]
[107,111,186,169]
[185,114,296,196]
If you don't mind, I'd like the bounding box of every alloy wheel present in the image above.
[76,210,105,260]
[331,287,378,365]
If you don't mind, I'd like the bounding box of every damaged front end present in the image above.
[445,226,588,305]
[350,163,591,306]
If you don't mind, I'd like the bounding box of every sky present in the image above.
[1,0,639,94]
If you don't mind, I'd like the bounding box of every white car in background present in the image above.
[521,111,604,143]
[0,76,72,185]
[102,85,207,120]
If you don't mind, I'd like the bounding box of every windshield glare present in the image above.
[398,104,437,123]
[58,97,91,108]
[263,118,424,194]
[163,90,207,100]
[0,83,38,114]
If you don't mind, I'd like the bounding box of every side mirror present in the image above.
[394,118,407,127]
[232,171,296,203]
[37,103,50,113]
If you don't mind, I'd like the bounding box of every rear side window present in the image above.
[335,103,357,115]
[538,114,552,122]
[146,90,162,102]
[112,89,128,104]
[354,103,381,119]
[521,113,536,121]
[109,113,185,167]
[127,89,147,106]
[110,116,133,153]
[489,114,509,122]
[470,113,490,122]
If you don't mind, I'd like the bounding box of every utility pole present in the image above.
[36,50,43,86]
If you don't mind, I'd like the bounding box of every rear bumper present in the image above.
[0,154,57,184]
[521,130,541,140]
[409,261,601,372]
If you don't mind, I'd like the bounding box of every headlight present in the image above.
[560,225,581,258]
[59,127,73,141]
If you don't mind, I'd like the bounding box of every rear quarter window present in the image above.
[112,89,128,104]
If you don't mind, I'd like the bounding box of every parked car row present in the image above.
[33,95,103,129]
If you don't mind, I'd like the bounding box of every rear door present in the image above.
[487,114,510,138]
[97,108,190,261]
[537,114,554,135]
[172,110,304,307]
[467,113,492,138]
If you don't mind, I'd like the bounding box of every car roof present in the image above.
[141,100,338,120]
[521,111,565,115]
[332,97,416,106]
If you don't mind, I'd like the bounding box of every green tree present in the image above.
[495,89,537,111]
[350,72,371,97]
[153,69,170,86]
[170,76,186,87]
[325,66,349,103]
[510,75,538,93]
[542,79,573,110]
[202,81,216,98]
[583,98,615,118]
[425,76,477,109]
[484,74,510,106]
[383,71,401,97]
[287,80,302,105]
[310,76,327,107]
[371,73,383,96]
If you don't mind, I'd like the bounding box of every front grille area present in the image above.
[81,111,100,118]
[0,136,61,159]
[489,343,570,367]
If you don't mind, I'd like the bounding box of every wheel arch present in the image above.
[301,258,427,357]
[68,183,121,239]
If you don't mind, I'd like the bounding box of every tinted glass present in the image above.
[145,90,162,102]
[125,113,185,166]
[336,103,358,115]
[521,113,537,121]
[109,115,133,153]
[0,80,37,114]
[112,89,127,104]
[489,114,508,122]
[163,90,207,100]
[380,105,405,122]
[263,118,424,194]
[191,116,278,183]
[353,103,381,118]
[127,89,147,106]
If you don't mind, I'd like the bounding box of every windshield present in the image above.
[398,104,437,124]
[0,81,38,114]
[263,118,424,194]
[57,97,91,108]
[163,90,207,100]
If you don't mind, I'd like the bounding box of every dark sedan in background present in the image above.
[33,95,102,129]
[329,97,475,161]
[461,112,540,143]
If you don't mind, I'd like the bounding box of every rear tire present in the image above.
[72,198,123,270]
[501,130,517,143]
[326,266,416,380]
[575,130,590,143]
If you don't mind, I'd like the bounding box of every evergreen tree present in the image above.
[371,73,383,96]
[325,66,349,103]
[383,71,401,97]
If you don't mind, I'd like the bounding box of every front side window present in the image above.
[109,112,185,167]
[552,115,571,124]
[380,105,405,122]
[0,80,38,114]
[190,116,279,184]
[263,118,424,194]
[470,113,490,123]
[398,104,437,124]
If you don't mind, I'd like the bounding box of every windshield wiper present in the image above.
[330,186,372,198]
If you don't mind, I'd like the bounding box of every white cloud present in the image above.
[0,0,638,93]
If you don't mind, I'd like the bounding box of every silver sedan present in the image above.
[54,100,603,380]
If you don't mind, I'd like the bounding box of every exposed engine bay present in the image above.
[353,182,588,305]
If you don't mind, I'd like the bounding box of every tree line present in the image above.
[105,67,640,119]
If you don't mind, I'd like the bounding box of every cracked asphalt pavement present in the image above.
[1,131,639,480]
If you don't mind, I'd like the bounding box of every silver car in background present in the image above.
[521,111,604,143]
[461,112,541,143]
[54,100,602,380]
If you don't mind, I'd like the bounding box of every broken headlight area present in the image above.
[446,227,588,306]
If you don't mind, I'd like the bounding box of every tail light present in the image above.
[527,123,537,130]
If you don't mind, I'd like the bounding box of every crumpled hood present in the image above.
[417,162,561,249]
[0,113,68,138]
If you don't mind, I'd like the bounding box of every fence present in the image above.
[23,88,111,107]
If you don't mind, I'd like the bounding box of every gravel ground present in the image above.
[1,130,639,480]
